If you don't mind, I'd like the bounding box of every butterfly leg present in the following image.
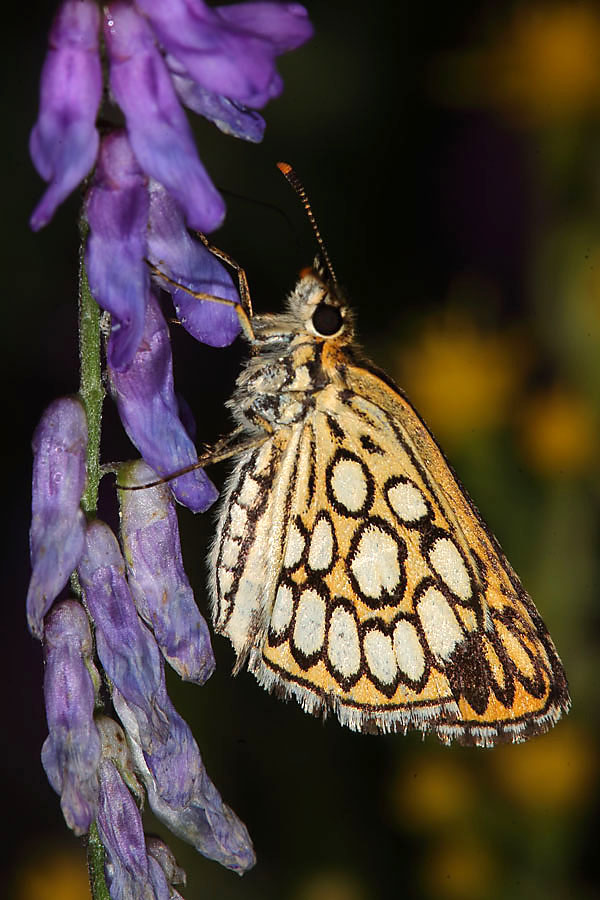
[195,233,254,319]
[147,261,255,342]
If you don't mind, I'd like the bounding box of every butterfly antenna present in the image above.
[277,162,338,289]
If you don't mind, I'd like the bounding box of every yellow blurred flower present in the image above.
[434,3,600,124]
[421,835,496,900]
[390,753,475,830]
[293,869,367,900]
[393,312,527,444]
[13,847,88,900]
[488,721,597,813]
[519,383,598,475]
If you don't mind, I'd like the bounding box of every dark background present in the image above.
[3,2,600,898]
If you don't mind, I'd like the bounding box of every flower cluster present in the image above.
[27,0,313,895]
[28,400,255,889]
[30,0,312,508]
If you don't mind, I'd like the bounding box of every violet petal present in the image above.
[85,132,150,371]
[105,3,225,231]
[166,54,266,142]
[118,460,215,684]
[137,0,312,108]
[41,600,101,835]
[108,288,218,512]
[147,180,240,347]
[113,688,256,874]
[27,397,88,639]
[30,0,102,230]
[96,759,155,900]
[77,520,165,731]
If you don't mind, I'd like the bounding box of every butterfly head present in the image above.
[284,255,355,344]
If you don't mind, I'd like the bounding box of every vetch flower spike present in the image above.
[118,460,216,684]
[30,0,102,230]
[108,289,219,512]
[27,396,88,639]
[41,600,101,835]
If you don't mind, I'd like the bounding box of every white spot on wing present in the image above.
[364,629,397,684]
[228,504,248,538]
[393,620,425,680]
[429,537,472,600]
[328,606,360,677]
[387,480,428,522]
[271,584,294,635]
[308,517,334,571]
[238,476,259,508]
[417,586,463,659]
[218,566,234,596]
[293,589,326,656]
[284,521,305,569]
[351,525,401,599]
[331,458,368,512]
[221,538,241,569]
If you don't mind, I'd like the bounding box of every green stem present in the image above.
[77,224,110,899]
[87,823,111,900]
[78,220,104,517]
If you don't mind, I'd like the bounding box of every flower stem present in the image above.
[78,220,104,517]
[87,823,111,900]
[77,224,109,899]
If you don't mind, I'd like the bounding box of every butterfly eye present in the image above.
[312,303,343,337]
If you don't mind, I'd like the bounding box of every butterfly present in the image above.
[162,164,570,747]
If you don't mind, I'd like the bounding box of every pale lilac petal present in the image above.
[27,397,88,639]
[105,3,225,231]
[85,132,149,371]
[118,460,215,684]
[41,600,101,835]
[108,289,218,512]
[147,181,240,347]
[30,0,102,229]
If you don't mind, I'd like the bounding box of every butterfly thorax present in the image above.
[229,269,355,433]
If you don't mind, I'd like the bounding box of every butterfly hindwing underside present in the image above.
[208,266,569,747]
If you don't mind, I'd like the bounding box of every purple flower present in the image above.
[85,133,150,372]
[78,519,255,873]
[30,0,313,233]
[29,0,102,231]
[147,180,241,347]
[96,758,156,900]
[105,2,226,233]
[137,0,313,106]
[113,687,256,874]
[108,290,219,512]
[118,460,216,684]
[41,600,101,835]
[27,397,88,639]
[77,520,165,727]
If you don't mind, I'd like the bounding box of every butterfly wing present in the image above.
[210,363,569,747]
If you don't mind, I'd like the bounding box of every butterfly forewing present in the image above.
[208,269,569,747]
